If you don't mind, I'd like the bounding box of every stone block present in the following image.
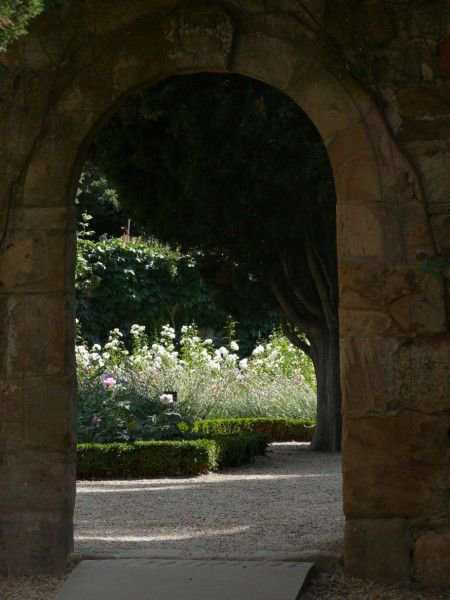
[396,87,450,121]
[234,32,298,92]
[339,262,447,335]
[391,276,446,336]
[11,207,69,231]
[345,518,411,582]
[430,214,450,256]
[401,200,440,262]
[46,231,70,294]
[0,374,75,462]
[438,36,450,78]
[356,0,396,48]
[290,60,369,137]
[24,376,74,450]
[0,380,25,444]
[339,307,393,336]
[4,294,71,377]
[22,153,73,208]
[405,141,450,212]
[83,0,178,35]
[0,233,46,290]
[339,263,411,309]
[46,295,73,375]
[414,531,450,588]
[342,413,450,518]
[5,296,49,377]
[334,157,382,208]
[326,123,379,181]
[0,510,73,575]
[337,204,385,259]
[399,116,450,144]
[0,450,74,513]
[0,447,75,513]
[340,335,450,416]
[165,6,234,68]
[0,227,71,293]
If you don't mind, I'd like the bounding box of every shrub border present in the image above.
[77,432,268,479]
[191,417,316,443]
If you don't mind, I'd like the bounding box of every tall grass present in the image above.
[76,323,317,442]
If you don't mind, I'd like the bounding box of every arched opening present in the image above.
[72,70,344,562]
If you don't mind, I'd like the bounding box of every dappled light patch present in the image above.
[75,526,251,543]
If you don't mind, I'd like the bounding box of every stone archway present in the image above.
[0,1,448,587]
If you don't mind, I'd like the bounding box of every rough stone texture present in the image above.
[0,0,449,588]
[414,531,450,588]
[345,519,411,582]
[342,412,450,518]
[438,36,450,78]
[340,335,450,415]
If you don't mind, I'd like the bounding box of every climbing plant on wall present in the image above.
[0,0,63,51]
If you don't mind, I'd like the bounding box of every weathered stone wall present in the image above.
[0,0,448,587]
[323,0,450,303]
[320,1,450,586]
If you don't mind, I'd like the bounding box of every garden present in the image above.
[3,6,449,598]
[76,318,317,478]
[72,73,335,477]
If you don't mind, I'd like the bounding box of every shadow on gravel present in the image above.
[74,443,344,559]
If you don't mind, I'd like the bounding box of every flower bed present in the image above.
[77,432,268,479]
[76,324,317,445]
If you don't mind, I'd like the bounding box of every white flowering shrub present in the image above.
[76,324,317,442]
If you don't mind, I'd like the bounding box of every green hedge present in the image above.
[211,433,268,468]
[191,418,316,443]
[77,433,268,479]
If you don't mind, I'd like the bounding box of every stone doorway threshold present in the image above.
[56,558,314,599]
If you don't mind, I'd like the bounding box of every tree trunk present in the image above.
[270,269,341,452]
[309,327,341,452]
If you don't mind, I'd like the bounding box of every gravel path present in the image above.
[74,442,343,560]
[2,444,448,599]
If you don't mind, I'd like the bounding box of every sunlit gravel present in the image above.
[3,445,446,598]
[74,442,343,560]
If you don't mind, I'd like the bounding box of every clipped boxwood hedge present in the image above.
[77,433,268,479]
[191,417,316,443]
[212,433,268,468]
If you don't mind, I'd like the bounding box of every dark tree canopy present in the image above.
[92,74,335,274]
[87,73,341,451]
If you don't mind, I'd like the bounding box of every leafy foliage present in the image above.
[76,237,224,345]
[93,74,335,280]
[0,0,62,51]
[76,163,126,239]
[76,233,278,353]
[87,73,341,451]
[76,324,316,443]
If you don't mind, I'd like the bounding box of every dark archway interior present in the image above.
[73,72,344,563]
[75,72,341,453]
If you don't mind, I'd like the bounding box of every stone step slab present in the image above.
[56,558,313,600]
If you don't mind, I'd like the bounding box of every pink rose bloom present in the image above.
[101,374,116,389]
